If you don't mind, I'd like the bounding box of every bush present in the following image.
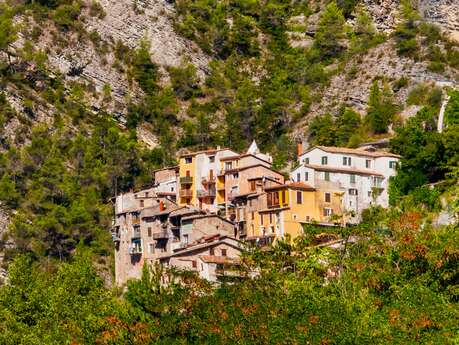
[53,4,81,29]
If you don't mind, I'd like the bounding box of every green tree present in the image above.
[0,5,17,65]
[314,2,345,59]
[366,80,398,133]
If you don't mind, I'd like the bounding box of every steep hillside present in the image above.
[0,0,458,270]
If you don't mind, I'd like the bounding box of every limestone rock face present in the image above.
[32,0,209,116]
[419,0,459,41]
[363,0,401,33]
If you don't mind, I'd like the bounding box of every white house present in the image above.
[291,146,400,221]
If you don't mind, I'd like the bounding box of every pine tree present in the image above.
[314,2,345,59]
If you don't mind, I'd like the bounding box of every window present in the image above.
[296,191,303,204]
[225,161,233,170]
[365,160,371,169]
[148,227,152,237]
[349,188,358,195]
[343,156,351,166]
[233,173,239,179]
[148,243,154,254]
[140,199,144,208]
[292,214,297,220]
[324,192,331,203]
[297,173,301,182]
[323,208,333,217]
[389,161,398,169]
[373,176,383,188]
[260,214,264,225]
[221,249,227,256]
[192,260,197,268]
[321,156,328,165]
[267,193,273,207]
[324,172,330,181]
[185,157,192,164]
[209,156,215,163]
[250,180,256,191]
[304,172,308,181]
[350,174,356,184]
[281,190,286,204]
[145,192,149,197]
[210,247,215,255]
[269,213,273,224]
[304,157,310,164]
[183,234,189,245]
[251,211,255,220]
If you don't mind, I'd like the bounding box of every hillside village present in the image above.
[112,142,400,285]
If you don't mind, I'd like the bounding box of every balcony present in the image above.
[227,191,239,201]
[179,189,193,198]
[111,232,120,242]
[153,230,169,239]
[202,176,216,185]
[132,217,140,225]
[238,222,247,237]
[129,246,142,255]
[267,202,281,209]
[197,188,216,198]
[180,176,193,184]
[129,237,142,254]
[132,227,141,239]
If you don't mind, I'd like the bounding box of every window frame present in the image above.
[296,191,303,204]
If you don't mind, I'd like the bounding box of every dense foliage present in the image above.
[0,206,457,344]
[389,90,459,204]
[0,117,161,260]
[0,1,457,343]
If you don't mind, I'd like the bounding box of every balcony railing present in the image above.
[267,202,281,209]
[179,189,193,198]
[180,176,193,184]
[197,189,216,198]
[129,246,143,255]
[153,230,169,240]
[202,176,216,184]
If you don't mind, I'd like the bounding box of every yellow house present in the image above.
[178,153,196,206]
[177,148,239,211]
[245,182,345,242]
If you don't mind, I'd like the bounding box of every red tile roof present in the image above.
[302,146,401,158]
[199,255,241,264]
[265,181,315,191]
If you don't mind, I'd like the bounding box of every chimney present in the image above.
[297,142,303,158]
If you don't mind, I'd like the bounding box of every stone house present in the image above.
[159,234,244,283]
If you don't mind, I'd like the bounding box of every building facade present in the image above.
[291,146,400,221]
[159,235,244,283]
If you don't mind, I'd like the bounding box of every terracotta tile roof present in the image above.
[302,146,401,158]
[303,164,384,176]
[223,164,284,177]
[152,165,179,173]
[219,155,241,161]
[199,255,241,264]
[179,148,234,157]
[265,181,315,191]
[156,192,177,196]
